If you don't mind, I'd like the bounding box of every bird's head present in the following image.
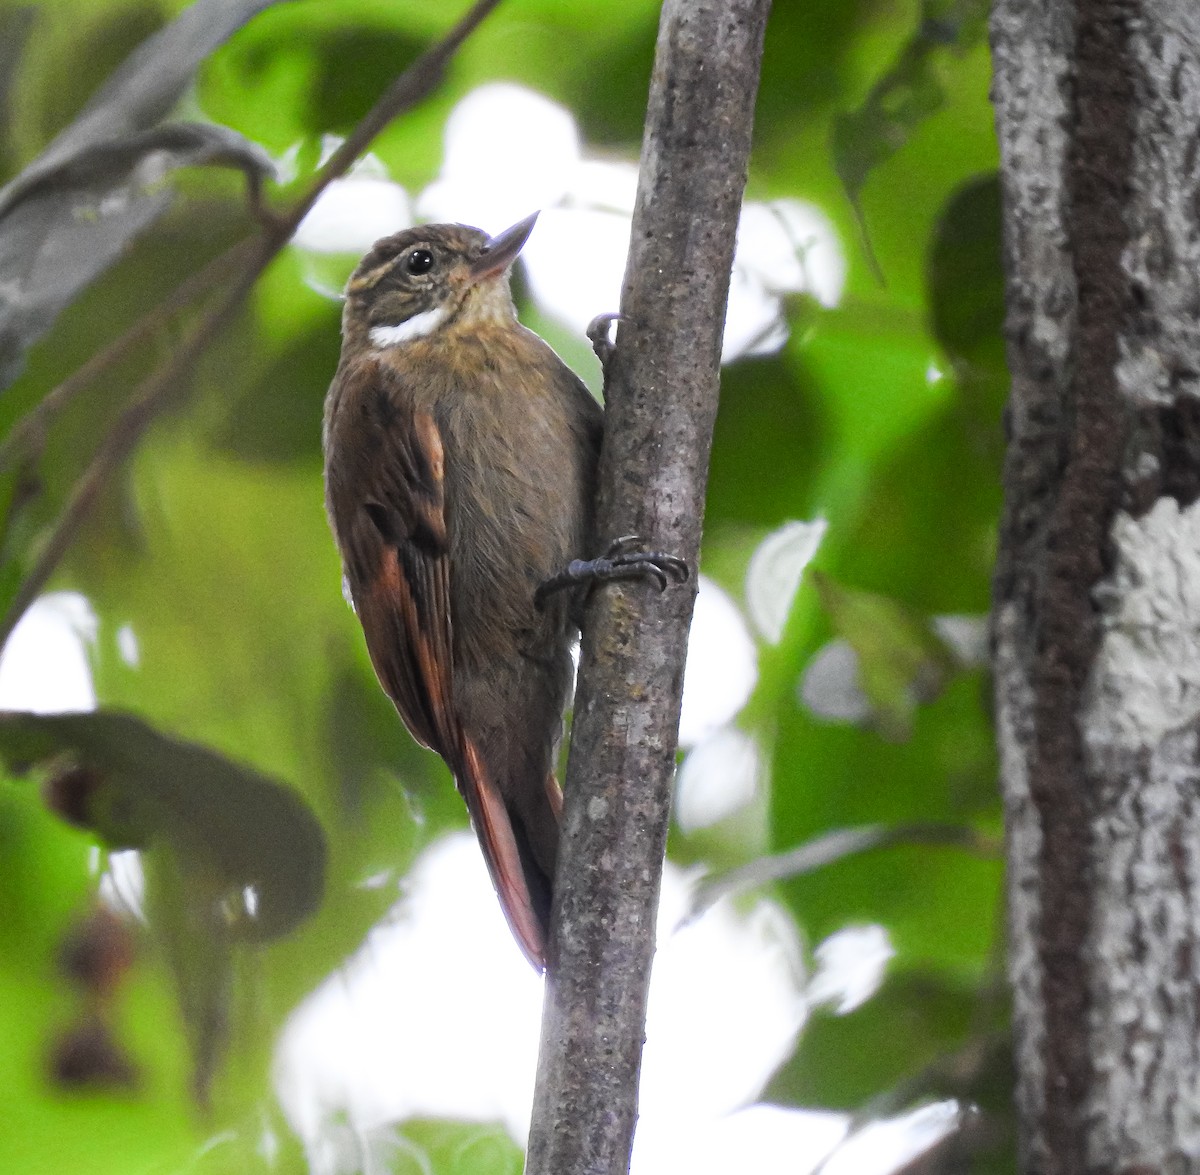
[341,212,538,351]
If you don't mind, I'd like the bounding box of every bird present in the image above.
[322,213,684,970]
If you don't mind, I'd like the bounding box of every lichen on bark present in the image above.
[992,0,1200,1169]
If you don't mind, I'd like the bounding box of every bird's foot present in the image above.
[535,535,689,611]
[586,313,624,375]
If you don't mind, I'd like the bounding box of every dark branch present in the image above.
[523,2,771,1173]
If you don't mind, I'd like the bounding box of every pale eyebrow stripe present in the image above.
[347,261,396,292]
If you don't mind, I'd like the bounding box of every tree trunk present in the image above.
[991,0,1200,1170]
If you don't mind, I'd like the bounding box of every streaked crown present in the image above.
[342,214,538,350]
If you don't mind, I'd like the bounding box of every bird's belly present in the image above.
[446,425,587,666]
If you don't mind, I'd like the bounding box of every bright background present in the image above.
[0,0,1009,1172]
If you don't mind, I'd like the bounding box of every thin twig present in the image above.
[0,243,272,646]
[0,239,255,473]
[0,0,504,643]
[687,822,1002,920]
[287,0,502,230]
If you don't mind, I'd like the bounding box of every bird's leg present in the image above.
[587,313,623,378]
[535,535,689,611]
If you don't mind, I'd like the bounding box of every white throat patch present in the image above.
[370,306,448,348]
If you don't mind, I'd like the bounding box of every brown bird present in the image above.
[323,213,683,970]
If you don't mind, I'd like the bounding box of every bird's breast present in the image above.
[436,368,590,654]
[329,328,598,664]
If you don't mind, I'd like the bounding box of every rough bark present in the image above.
[991,0,1200,1170]
[523,1,770,1173]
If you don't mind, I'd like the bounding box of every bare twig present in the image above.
[0,242,271,646]
[687,822,1002,920]
[0,238,254,473]
[286,0,502,231]
[0,0,503,642]
[524,2,771,1174]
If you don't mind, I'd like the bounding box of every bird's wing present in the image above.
[350,404,455,756]
[333,370,547,969]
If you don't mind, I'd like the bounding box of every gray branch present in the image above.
[523,2,770,1174]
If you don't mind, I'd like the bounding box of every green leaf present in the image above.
[767,970,981,1108]
[0,0,295,387]
[927,174,1004,367]
[402,1120,524,1175]
[0,709,326,942]
[832,0,990,204]
[810,571,956,741]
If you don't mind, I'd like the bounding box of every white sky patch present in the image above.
[801,614,988,727]
[818,1101,961,1175]
[292,149,412,299]
[678,576,758,748]
[275,834,542,1147]
[567,158,639,213]
[746,518,827,644]
[281,82,847,366]
[0,591,97,714]
[99,849,146,924]
[272,141,302,186]
[518,205,631,337]
[294,148,409,254]
[799,639,873,726]
[635,1103,847,1175]
[806,925,895,1015]
[639,873,806,1126]
[274,833,807,1174]
[417,82,581,232]
[115,623,140,668]
[294,174,412,255]
[370,306,449,348]
[675,726,762,832]
[722,263,791,360]
[721,199,845,362]
[735,199,845,310]
[388,82,849,362]
[930,613,990,668]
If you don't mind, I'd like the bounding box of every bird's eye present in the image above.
[406,248,434,276]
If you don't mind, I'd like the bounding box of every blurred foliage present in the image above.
[0,0,1010,1172]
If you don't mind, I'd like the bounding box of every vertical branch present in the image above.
[524,2,770,1173]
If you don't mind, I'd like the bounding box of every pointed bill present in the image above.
[469,211,539,279]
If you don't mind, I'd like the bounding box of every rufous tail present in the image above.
[459,739,561,971]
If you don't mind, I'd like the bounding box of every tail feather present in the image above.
[460,739,557,971]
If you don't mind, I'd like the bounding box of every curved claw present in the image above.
[587,313,625,371]
[606,534,644,556]
[642,564,669,593]
[535,543,690,610]
[587,312,623,346]
[655,554,690,583]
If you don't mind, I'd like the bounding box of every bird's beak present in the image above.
[469,212,539,280]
